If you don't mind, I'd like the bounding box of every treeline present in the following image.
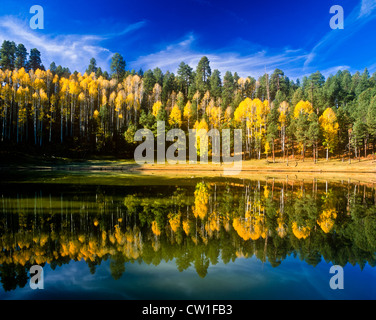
[1,39,376,160]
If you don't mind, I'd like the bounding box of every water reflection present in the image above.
[0,178,375,292]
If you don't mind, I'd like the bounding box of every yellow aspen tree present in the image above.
[183,101,194,129]
[0,70,12,141]
[152,101,162,118]
[193,118,209,158]
[88,77,98,132]
[209,106,221,129]
[168,104,182,128]
[294,100,314,159]
[115,89,126,132]
[293,100,313,119]
[200,90,210,118]
[192,91,201,121]
[123,75,132,124]
[78,92,86,137]
[255,98,269,159]
[278,101,289,159]
[109,90,116,133]
[15,86,26,143]
[59,77,70,142]
[38,88,48,146]
[49,93,57,142]
[234,97,254,159]
[68,78,80,137]
[319,107,339,161]
[131,75,143,125]
[222,106,232,129]
[152,83,162,103]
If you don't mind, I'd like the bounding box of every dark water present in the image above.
[0,173,375,299]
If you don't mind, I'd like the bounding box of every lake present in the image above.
[0,171,375,300]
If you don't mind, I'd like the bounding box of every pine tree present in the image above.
[86,57,98,75]
[0,40,16,70]
[15,44,28,70]
[195,56,211,94]
[110,53,126,82]
[28,48,44,71]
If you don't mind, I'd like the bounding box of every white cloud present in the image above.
[304,0,376,69]
[0,16,112,72]
[359,0,376,17]
[0,16,146,73]
[131,33,310,79]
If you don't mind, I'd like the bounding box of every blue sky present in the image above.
[0,0,376,80]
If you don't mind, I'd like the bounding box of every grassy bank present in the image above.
[1,152,375,184]
[1,152,375,172]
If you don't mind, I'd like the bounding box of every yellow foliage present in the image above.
[317,208,337,233]
[292,221,310,239]
[276,216,287,238]
[278,101,289,126]
[168,104,182,127]
[192,182,210,219]
[152,101,162,117]
[183,101,194,126]
[151,220,161,236]
[293,100,313,119]
[319,107,339,151]
[232,212,267,241]
[168,212,181,232]
[182,220,190,235]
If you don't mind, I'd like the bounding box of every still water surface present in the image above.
[0,173,375,299]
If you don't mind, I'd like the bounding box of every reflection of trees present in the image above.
[0,180,376,291]
[317,190,337,233]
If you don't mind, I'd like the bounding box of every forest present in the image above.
[1,39,376,162]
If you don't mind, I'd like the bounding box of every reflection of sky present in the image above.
[1,256,375,300]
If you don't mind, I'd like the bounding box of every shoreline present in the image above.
[1,159,375,184]
[1,159,376,173]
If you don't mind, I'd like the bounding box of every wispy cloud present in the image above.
[304,0,376,69]
[104,20,147,38]
[359,0,376,17]
[0,16,112,72]
[0,16,147,73]
[131,32,313,79]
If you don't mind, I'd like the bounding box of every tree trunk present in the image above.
[365,138,368,159]
[313,145,316,164]
[286,147,289,165]
[302,144,305,162]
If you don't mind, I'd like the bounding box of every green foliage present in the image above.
[110,52,126,81]
[1,38,376,161]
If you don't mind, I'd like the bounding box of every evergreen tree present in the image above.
[222,71,234,110]
[49,61,57,74]
[15,44,28,70]
[110,53,126,81]
[86,57,98,74]
[195,56,211,94]
[209,69,222,100]
[0,40,16,70]
[28,48,44,71]
[153,67,164,86]
[177,62,193,97]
